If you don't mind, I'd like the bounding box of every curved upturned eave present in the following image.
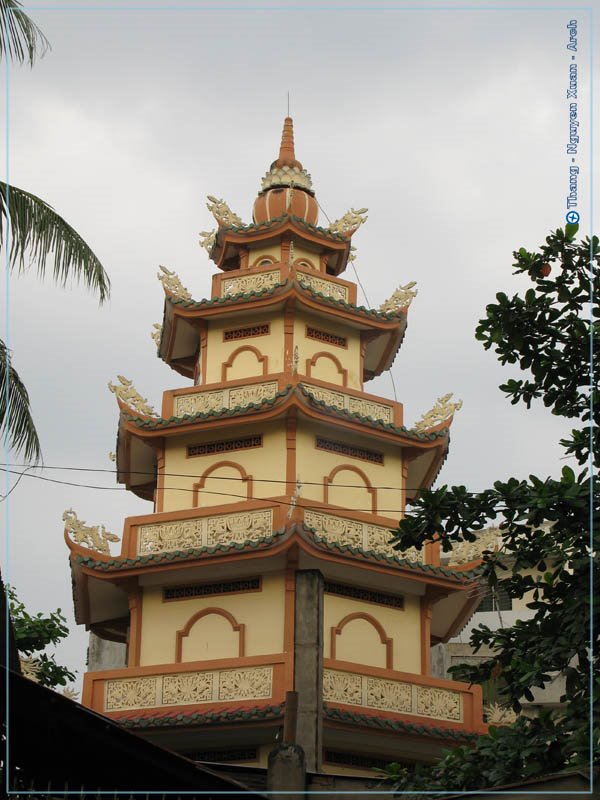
[209,216,353,274]
[157,280,407,380]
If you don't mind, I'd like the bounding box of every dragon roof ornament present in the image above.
[412,393,462,432]
[157,265,192,300]
[199,229,216,253]
[151,323,162,347]
[328,207,368,236]
[380,281,418,312]
[63,508,120,555]
[206,194,244,227]
[19,656,42,682]
[108,375,157,416]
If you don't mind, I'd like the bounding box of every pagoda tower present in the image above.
[66,118,485,781]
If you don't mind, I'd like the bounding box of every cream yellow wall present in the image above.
[161,423,287,512]
[295,424,404,516]
[324,593,421,673]
[293,243,320,270]
[294,311,361,390]
[204,311,284,384]
[139,573,285,666]
[248,243,282,266]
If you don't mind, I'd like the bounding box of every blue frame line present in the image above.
[4,1,596,796]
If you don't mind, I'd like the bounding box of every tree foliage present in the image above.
[385,224,599,791]
[7,586,75,688]
[0,0,110,464]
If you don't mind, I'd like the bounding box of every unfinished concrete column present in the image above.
[294,569,323,773]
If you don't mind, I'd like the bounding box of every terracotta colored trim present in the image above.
[221,344,269,382]
[199,323,208,386]
[292,256,318,272]
[420,596,433,675]
[192,460,253,507]
[285,411,297,495]
[128,588,142,668]
[305,351,348,387]
[323,463,377,514]
[319,253,328,274]
[283,300,295,375]
[330,612,393,669]
[175,607,245,662]
[239,247,249,270]
[154,444,165,514]
[280,235,291,265]
[171,283,396,333]
[249,253,276,268]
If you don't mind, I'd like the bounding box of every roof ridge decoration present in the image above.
[108,375,157,417]
[327,207,368,237]
[323,705,479,741]
[380,282,418,312]
[63,508,120,555]
[157,265,192,301]
[151,323,162,348]
[206,194,244,228]
[412,393,463,433]
[118,703,285,729]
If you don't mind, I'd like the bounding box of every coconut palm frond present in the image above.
[0,0,50,66]
[0,181,110,304]
[0,339,42,464]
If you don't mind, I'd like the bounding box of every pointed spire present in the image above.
[272,116,302,169]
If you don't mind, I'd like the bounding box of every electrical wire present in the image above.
[1,461,464,494]
[315,197,398,401]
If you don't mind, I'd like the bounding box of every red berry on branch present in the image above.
[540,264,551,277]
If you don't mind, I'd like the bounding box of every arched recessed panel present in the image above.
[176,608,245,662]
[331,612,392,669]
[305,351,347,386]
[324,464,377,513]
[193,461,252,508]
[222,345,269,381]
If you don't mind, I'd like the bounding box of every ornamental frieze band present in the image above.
[304,510,423,563]
[105,665,274,711]
[137,509,273,555]
[173,381,279,417]
[323,669,462,722]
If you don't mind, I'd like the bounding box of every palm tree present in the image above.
[1,0,110,464]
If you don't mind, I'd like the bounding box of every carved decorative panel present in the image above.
[323,669,362,706]
[104,666,275,712]
[138,519,204,555]
[173,381,278,418]
[221,271,281,297]
[297,273,348,302]
[366,677,412,713]
[137,509,273,555]
[323,669,464,723]
[174,390,225,417]
[228,382,278,408]
[304,510,423,563]
[162,672,214,705]
[206,510,273,546]
[303,384,393,424]
[303,386,345,410]
[304,511,363,549]
[347,397,393,424]
[218,667,273,701]
[416,686,462,721]
[105,677,158,711]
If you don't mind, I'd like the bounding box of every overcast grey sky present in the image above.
[1,0,596,690]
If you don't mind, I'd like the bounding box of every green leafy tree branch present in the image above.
[385,224,599,791]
